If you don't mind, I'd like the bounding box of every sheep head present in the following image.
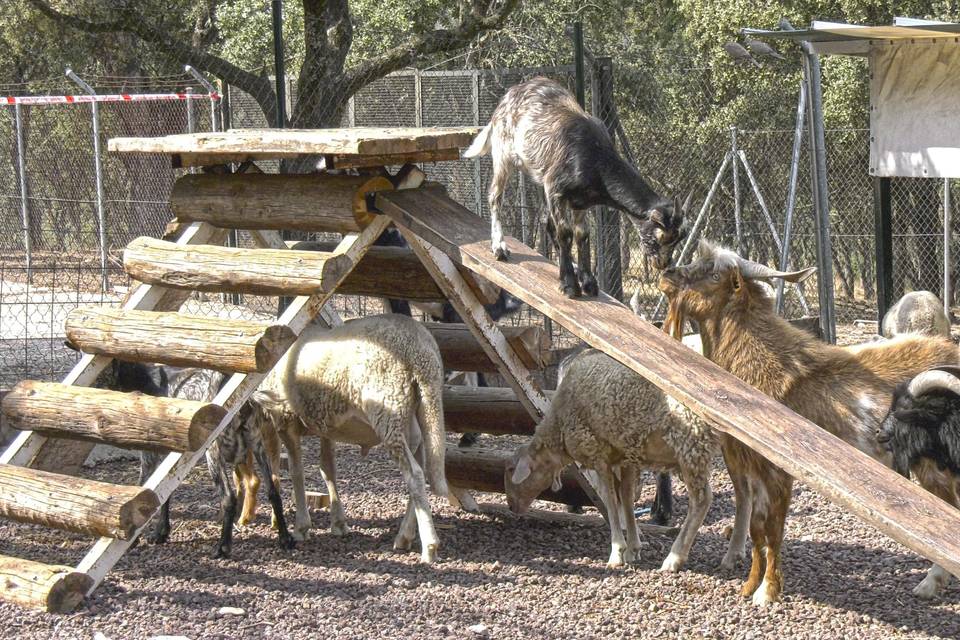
[503,440,565,515]
[659,241,815,322]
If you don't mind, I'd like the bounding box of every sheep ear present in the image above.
[511,455,532,485]
[551,472,562,493]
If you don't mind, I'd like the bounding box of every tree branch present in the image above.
[344,0,519,91]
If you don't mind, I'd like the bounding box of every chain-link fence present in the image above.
[1,43,956,388]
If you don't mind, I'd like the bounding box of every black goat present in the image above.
[877,365,960,599]
[464,76,689,298]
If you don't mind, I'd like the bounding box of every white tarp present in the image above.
[870,41,960,178]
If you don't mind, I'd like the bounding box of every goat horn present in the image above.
[736,258,817,283]
[908,369,960,397]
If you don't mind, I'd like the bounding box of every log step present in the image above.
[123,237,355,296]
[443,385,554,436]
[65,308,296,373]
[0,464,159,540]
[0,555,92,613]
[2,381,224,452]
[426,322,550,372]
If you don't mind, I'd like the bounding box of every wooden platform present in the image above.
[108,127,480,169]
[375,185,960,580]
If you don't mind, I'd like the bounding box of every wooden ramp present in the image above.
[374,185,960,579]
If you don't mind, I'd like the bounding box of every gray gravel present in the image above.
[0,433,958,640]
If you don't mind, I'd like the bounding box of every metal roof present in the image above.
[743,18,960,55]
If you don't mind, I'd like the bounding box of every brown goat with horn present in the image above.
[659,241,959,605]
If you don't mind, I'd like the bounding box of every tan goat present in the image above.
[659,241,959,605]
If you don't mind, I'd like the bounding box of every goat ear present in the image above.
[648,207,665,226]
[551,471,562,493]
[511,455,532,485]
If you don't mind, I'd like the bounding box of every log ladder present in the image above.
[1,126,959,613]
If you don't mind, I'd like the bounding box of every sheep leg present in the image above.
[594,468,627,567]
[139,451,170,544]
[390,438,440,563]
[319,437,349,536]
[488,151,511,260]
[661,465,712,572]
[618,466,642,563]
[913,478,958,599]
[721,455,752,571]
[572,210,598,297]
[251,437,294,551]
[394,442,422,552]
[279,428,311,541]
[207,445,238,559]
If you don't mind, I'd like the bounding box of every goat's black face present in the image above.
[877,383,955,477]
[636,199,688,270]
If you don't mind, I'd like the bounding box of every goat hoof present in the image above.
[145,529,170,545]
[330,521,349,537]
[493,245,510,261]
[292,528,309,542]
[393,536,413,552]
[913,579,940,600]
[579,275,599,297]
[751,581,781,606]
[279,534,296,551]
[212,545,232,560]
[560,282,581,298]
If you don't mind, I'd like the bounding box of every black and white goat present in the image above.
[464,76,689,298]
[878,366,960,599]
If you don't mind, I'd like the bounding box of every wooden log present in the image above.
[444,446,593,507]
[289,241,446,302]
[375,186,960,581]
[427,322,549,372]
[442,385,553,436]
[0,464,159,539]
[2,381,224,452]
[0,556,92,613]
[123,236,354,296]
[65,308,296,374]
[171,173,393,233]
[476,502,679,536]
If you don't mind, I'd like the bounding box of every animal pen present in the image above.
[0,124,956,613]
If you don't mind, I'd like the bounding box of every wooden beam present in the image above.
[476,502,678,537]
[374,186,960,578]
[123,236,354,296]
[442,385,551,436]
[0,556,92,613]
[444,446,593,508]
[427,322,549,372]
[65,308,296,374]
[171,173,393,233]
[2,381,224,452]
[325,148,460,170]
[289,241,445,302]
[0,464,159,539]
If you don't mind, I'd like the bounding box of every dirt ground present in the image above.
[0,431,958,640]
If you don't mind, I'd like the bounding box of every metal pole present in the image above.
[413,69,422,127]
[737,150,811,315]
[14,104,32,284]
[776,81,808,314]
[730,126,743,254]
[66,69,108,292]
[652,152,731,317]
[185,65,218,132]
[519,172,529,246]
[801,45,837,343]
[185,87,195,133]
[572,22,585,108]
[944,178,952,318]
[471,71,483,217]
[272,0,286,128]
[220,81,232,131]
[874,177,894,324]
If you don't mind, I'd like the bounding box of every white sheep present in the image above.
[250,313,471,563]
[882,290,951,338]
[504,344,748,571]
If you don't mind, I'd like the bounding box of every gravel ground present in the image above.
[0,433,958,640]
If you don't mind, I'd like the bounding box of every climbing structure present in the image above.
[1,126,959,613]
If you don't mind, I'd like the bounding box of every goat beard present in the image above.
[664,299,685,341]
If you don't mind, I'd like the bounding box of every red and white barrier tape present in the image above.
[3,92,219,106]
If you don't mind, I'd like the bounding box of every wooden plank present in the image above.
[442,385,550,436]
[375,186,960,579]
[289,241,445,302]
[0,556,92,613]
[171,173,393,234]
[109,126,480,158]
[326,148,461,170]
[0,464,159,539]
[124,236,354,296]
[425,322,550,372]
[76,215,393,593]
[2,381,223,452]
[65,308,296,374]
[444,446,593,508]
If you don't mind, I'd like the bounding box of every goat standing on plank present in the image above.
[464,76,688,298]
[659,242,960,605]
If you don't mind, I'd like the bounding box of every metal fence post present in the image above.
[272,0,286,128]
[775,81,808,315]
[801,46,837,343]
[471,71,483,217]
[185,87,195,133]
[13,103,32,284]
[944,178,952,317]
[66,69,109,292]
[185,65,218,132]
[414,69,423,127]
[591,56,622,299]
[730,126,743,255]
[572,22,585,108]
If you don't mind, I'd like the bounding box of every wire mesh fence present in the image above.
[0,46,956,388]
